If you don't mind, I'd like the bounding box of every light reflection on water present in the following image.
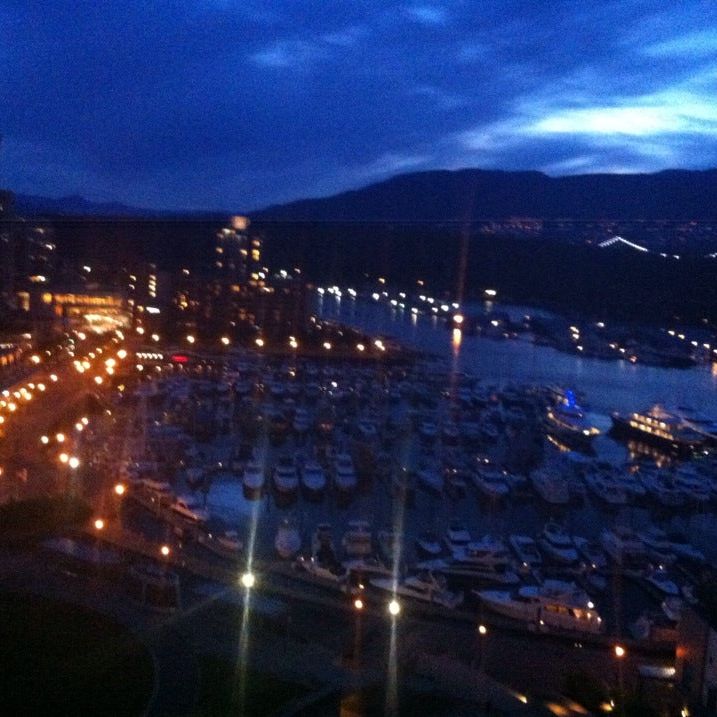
[317,295,717,416]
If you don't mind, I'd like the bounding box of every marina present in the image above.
[95,306,717,656]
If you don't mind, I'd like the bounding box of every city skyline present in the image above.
[2,1,717,210]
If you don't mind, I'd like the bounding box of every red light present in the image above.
[171,354,189,363]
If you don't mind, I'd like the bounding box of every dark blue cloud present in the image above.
[1,0,717,209]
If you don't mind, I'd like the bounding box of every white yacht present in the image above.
[637,527,676,564]
[444,523,472,552]
[416,531,443,558]
[573,536,608,570]
[342,520,372,558]
[451,535,514,569]
[333,452,358,494]
[292,407,311,435]
[473,469,511,500]
[416,465,444,493]
[509,535,542,568]
[531,469,570,505]
[242,461,265,500]
[644,567,680,596]
[418,420,439,443]
[370,571,464,609]
[477,579,603,633]
[170,494,210,523]
[295,524,350,584]
[355,419,379,443]
[300,460,327,500]
[610,404,705,456]
[666,531,705,564]
[538,522,578,564]
[273,456,299,497]
[275,518,301,559]
[545,391,601,449]
[585,471,628,506]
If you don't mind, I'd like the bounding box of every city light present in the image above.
[356,343,365,352]
[40,435,49,445]
[94,518,105,531]
[614,644,626,659]
[186,335,195,344]
[49,374,58,382]
[240,572,255,589]
[114,483,126,496]
[354,598,364,610]
[56,433,65,443]
[388,599,401,616]
[117,349,127,359]
[160,545,171,557]
[484,288,497,297]
[68,456,80,469]
[453,313,464,325]
[94,376,103,385]
[59,453,69,463]
[220,336,231,346]
[323,341,332,350]
[478,624,488,635]
[255,337,264,348]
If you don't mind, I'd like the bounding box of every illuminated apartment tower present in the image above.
[215,216,264,289]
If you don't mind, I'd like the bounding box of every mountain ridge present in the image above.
[7,167,717,221]
[251,167,717,222]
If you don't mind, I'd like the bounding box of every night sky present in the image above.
[2,1,717,210]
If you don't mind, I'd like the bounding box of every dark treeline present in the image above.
[257,222,717,326]
[44,219,717,326]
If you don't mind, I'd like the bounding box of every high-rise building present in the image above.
[214,215,264,289]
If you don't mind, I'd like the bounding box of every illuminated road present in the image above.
[0,334,132,504]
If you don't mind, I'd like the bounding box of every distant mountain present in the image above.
[14,193,153,217]
[13,193,233,218]
[252,168,717,222]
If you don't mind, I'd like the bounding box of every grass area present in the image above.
[0,592,154,715]
[0,495,91,540]
[192,655,309,716]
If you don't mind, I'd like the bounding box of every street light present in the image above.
[160,544,171,557]
[477,623,489,672]
[388,598,401,616]
[614,644,627,715]
[240,571,255,589]
[68,456,80,469]
[94,518,105,531]
[221,336,231,346]
[114,483,126,496]
[56,433,65,443]
[186,335,195,345]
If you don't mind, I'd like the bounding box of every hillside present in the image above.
[252,168,717,222]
